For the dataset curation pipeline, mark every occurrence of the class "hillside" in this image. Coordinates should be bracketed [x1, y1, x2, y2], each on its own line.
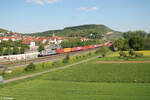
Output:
[29, 24, 122, 40]
[0, 28, 10, 33]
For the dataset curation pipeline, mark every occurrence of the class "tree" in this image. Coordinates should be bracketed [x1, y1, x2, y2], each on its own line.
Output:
[38, 45, 45, 52]
[123, 31, 147, 39]
[114, 38, 124, 51]
[123, 39, 130, 50]
[3, 47, 13, 55]
[129, 36, 144, 50]
[13, 46, 20, 55]
[20, 46, 25, 54]
[144, 38, 150, 50]
[24, 63, 36, 71]
[0, 47, 3, 56]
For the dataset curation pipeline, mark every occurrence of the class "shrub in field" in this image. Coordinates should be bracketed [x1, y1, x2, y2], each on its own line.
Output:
[52, 61, 60, 66]
[82, 55, 86, 58]
[119, 51, 127, 58]
[76, 56, 79, 59]
[24, 63, 36, 72]
[40, 63, 46, 68]
[63, 53, 70, 63]
[129, 49, 135, 56]
[95, 46, 110, 57]
[102, 54, 106, 57]
[135, 53, 144, 57]
[88, 52, 92, 56]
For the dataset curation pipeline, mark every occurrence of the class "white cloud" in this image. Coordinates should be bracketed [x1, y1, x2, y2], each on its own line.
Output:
[26, 0, 60, 5]
[76, 7, 99, 12]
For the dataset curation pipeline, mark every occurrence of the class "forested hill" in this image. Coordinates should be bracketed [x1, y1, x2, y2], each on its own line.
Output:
[29, 24, 121, 38]
[0, 28, 10, 33]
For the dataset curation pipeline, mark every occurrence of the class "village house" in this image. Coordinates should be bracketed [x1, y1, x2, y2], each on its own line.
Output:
[49, 33, 62, 44]
[0, 36, 21, 42]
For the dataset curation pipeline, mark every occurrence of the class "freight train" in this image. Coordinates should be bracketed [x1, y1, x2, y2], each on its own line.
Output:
[39, 42, 113, 56]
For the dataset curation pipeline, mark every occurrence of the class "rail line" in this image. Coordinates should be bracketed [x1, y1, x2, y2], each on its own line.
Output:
[0, 48, 99, 70]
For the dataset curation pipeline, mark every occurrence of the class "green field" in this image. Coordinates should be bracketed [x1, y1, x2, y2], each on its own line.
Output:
[39, 59, 150, 83]
[0, 80, 150, 100]
[0, 58, 150, 100]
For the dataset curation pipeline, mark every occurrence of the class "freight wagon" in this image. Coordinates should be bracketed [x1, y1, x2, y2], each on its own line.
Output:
[64, 48, 71, 53]
[0, 52, 39, 62]
[39, 42, 113, 56]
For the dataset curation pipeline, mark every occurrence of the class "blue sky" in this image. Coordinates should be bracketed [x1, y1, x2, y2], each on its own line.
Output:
[0, 0, 150, 33]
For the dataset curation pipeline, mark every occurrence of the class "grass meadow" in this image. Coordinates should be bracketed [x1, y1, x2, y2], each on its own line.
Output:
[0, 57, 150, 100]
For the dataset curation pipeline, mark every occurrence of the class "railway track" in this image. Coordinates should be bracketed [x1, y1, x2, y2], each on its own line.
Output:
[0, 48, 99, 70]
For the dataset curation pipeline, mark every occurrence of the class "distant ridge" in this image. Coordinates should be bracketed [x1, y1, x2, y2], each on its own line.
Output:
[31, 24, 121, 37]
[0, 28, 10, 33]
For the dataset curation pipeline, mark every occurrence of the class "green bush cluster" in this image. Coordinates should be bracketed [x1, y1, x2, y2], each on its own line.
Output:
[119, 49, 144, 59]
[62, 53, 70, 63]
[135, 53, 144, 57]
[24, 63, 36, 72]
[52, 61, 61, 67]
[119, 51, 126, 58]
[95, 46, 110, 57]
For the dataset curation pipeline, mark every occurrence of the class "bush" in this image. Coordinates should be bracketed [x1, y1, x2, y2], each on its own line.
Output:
[135, 53, 144, 57]
[82, 55, 86, 58]
[129, 49, 135, 56]
[52, 61, 60, 66]
[88, 52, 92, 56]
[40, 63, 46, 68]
[119, 51, 127, 57]
[95, 46, 110, 54]
[76, 56, 79, 59]
[24, 63, 36, 72]
[63, 53, 70, 63]
[102, 54, 106, 57]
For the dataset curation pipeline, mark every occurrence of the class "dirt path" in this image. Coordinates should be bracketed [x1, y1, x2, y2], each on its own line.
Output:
[95, 61, 150, 64]
[3, 55, 100, 84]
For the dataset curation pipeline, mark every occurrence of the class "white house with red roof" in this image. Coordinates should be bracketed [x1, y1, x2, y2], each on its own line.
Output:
[49, 33, 62, 44]
[0, 36, 21, 42]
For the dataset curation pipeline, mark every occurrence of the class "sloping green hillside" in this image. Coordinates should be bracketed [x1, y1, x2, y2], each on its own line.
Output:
[0, 28, 9, 33]
[30, 24, 121, 38]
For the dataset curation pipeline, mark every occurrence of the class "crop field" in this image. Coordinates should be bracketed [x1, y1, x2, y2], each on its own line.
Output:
[0, 58, 150, 100]
[109, 50, 150, 57]
[97, 56, 150, 61]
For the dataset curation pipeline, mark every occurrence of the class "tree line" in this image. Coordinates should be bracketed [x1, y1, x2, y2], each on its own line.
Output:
[0, 40, 29, 56]
[61, 38, 100, 48]
[113, 31, 150, 51]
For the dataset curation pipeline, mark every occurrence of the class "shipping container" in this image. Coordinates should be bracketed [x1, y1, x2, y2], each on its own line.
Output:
[82, 46, 87, 50]
[94, 45, 98, 48]
[91, 45, 95, 48]
[76, 47, 82, 51]
[89, 45, 93, 49]
[99, 44, 103, 47]
[71, 47, 77, 52]
[85, 46, 89, 50]
[80, 47, 84, 50]
[56, 49, 64, 54]
[64, 48, 71, 53]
